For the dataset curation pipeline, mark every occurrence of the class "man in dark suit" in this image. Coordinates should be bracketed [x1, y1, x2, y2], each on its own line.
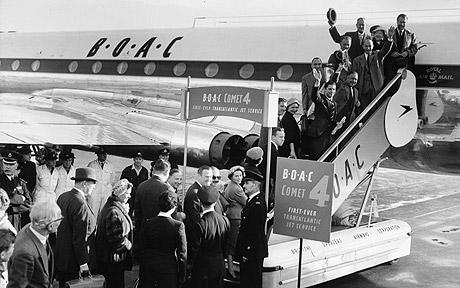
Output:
[352, 28, 394, 110]
[259, 127, 285, 207]
[120, 151, 149, 217]
[333, 71, 360, 135]
[0, 151, 32, 232]
[8, 201, 62, 288]
[389, 13, 418, 78]
[134, 159, 172, 238]
[183, 166, 212, 265]
[189, 186, 229, 288]
[55, 167, 97, 287]
[235, 170, 268, 288]
[139, 190, 186, 288]
[17, 145, 36, 193]
[329, 17, 368, 61]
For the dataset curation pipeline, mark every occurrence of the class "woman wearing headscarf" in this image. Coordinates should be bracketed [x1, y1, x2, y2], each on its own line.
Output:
[95, 179, 134, 288]
[223, 165, 246, 278]
[279, 98, 301, 158]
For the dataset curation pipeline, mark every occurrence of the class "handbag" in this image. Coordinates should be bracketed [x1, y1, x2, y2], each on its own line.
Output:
[64, 275, 105, 288]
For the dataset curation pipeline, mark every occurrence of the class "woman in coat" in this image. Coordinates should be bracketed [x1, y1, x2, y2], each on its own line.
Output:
[223, 165, 246, 278]
[95, 179, 134, 288]
[306, 69, 339, 160]
[279, 98, 301, 158]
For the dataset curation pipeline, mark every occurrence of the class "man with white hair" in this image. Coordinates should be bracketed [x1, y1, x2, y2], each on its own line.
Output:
[7, 201, 62, 288]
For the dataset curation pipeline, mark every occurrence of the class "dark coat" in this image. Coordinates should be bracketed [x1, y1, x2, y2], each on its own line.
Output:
[352, 40, 393, 103]
[55, 189, 96, 275]
[259, 142, 278, 181]
[235, 193, 268, 261]
[7, 224, 54, 288]
[120, 165, 149, 191]
[333, 84, 360, 127]
[279, 111, 301, 158]
[18, 160, 36, 193]
[140, 215, 187, 282]
[134, 174, 173, 232]
[183, 181, 204, 239]
[307, 86, 337, 138]
[329, 26, 368, 60]
[190, 211, 229, 279]
[95, 196, 133, 272]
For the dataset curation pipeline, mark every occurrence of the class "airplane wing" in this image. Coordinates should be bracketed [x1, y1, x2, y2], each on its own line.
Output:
[0, 92, 164, 145]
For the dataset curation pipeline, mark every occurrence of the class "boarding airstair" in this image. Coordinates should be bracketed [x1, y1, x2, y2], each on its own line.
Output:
[258, 69, 417, 287]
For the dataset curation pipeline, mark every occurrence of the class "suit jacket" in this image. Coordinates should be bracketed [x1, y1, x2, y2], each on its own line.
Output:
[190, 211, 229, 278]
[18, 161, 36, 193]
[333, 84, 360, 125]
[55, 189, 96, 274]
[140, 215, 186, 280]
[329, 26, 368, 60]
[307, 86, 337, 138]
[134, 174, 173, 232]
[391, 29, 417, 56]
[183, 181, 204, 240]
[7, 225, 54, 288]
[95, 196, 133, 271]
[352, 40, 393, 96]
[235, 193, 268, 261]
[223, 181, 247, 220]
[259, 142, 277, 182]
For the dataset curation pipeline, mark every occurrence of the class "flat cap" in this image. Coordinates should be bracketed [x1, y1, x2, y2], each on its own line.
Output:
[159, 147, 170, 156]
[243, 170, 264, 183]
[246, 147, 264, 161]
[1, 151, 19, 165]
[60, 152, 75, 160]
[197, 186, 219, 205]
[44, 150, 58, 161]
[133, 152, 143, 159]
[17, 145, 32, 155]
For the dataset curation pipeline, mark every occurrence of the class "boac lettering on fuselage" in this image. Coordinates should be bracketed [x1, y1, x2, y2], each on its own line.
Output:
[86, 36, 184, 58]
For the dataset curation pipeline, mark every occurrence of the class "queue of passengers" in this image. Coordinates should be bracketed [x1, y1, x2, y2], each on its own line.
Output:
[0, 146, 268, 288]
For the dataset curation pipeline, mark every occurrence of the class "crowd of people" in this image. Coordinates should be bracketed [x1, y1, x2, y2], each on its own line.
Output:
[0, 12, 418, 288]
[0, 145, 269, 288]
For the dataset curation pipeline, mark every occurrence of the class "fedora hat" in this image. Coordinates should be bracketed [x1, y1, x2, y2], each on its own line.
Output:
[71, 167, 97, 182]
[327, 8, 337, 25]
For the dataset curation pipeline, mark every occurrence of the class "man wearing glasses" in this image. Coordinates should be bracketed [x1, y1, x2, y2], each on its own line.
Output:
[55, 168, 97, 287]
[7, 201, 62, 288]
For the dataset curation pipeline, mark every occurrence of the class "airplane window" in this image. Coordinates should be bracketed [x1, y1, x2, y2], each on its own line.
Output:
[277, 64, 293, 80]
[31, 60, 40, 72]
[205, 63, 219, 78]
[173, 62, 186, 76]
[11, 60, 20, 71]
[92, 61, 102, 74]
[144, 62, 156, 75]
[68, 61, 78, 73]
[239, 64, 255, 79]
[117, 62, 128, 74]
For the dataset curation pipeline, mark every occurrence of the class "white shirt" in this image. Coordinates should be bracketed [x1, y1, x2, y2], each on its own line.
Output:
[248, 191, 261, 203]
[29, 226, 48, 247]
[55, 165, 76, 199]
[33, 165, 59, 202]
[131, 164, 142, 176]
[158, 211, 173, 218]
[87, 159, 115, 198]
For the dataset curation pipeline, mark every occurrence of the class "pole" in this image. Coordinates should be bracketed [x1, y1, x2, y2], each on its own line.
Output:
[297, 238, 303, 288]
[182, 76, 191, 209]
[265, 77, 275, 232]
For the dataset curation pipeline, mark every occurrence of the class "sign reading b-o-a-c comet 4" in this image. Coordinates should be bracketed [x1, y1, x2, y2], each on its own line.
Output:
[184, 86, 278, 126]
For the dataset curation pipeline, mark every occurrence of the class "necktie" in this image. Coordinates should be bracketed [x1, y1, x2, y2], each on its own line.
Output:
[100, 162, 104, 169]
